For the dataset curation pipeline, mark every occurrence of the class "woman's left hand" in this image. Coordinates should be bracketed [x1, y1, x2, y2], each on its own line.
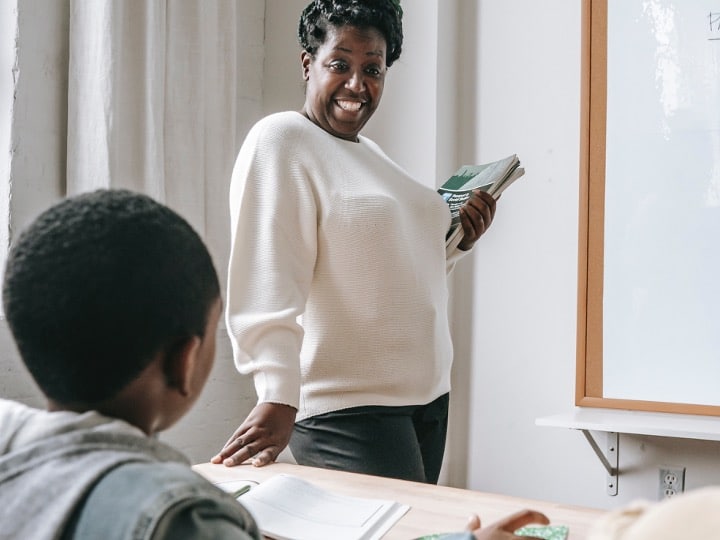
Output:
[457, 190, 496, 251]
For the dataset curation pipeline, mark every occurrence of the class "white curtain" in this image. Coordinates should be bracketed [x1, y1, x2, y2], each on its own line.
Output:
[1, 0, 265, 462]
[66, 0, 263, 259]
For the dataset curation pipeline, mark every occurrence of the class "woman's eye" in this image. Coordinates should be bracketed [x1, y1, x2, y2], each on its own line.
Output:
[365, 67, 381, 77]
[329, 61, 348, 72]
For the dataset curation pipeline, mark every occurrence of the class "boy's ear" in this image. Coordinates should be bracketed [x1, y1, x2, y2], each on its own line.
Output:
[163, 336, 202, 396]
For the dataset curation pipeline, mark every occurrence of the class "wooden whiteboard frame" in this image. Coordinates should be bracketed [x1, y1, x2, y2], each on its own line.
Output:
[575, 0, 720, 416]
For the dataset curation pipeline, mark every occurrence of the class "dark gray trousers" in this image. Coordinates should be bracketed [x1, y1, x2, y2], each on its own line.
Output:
[289, 393, 449, 484]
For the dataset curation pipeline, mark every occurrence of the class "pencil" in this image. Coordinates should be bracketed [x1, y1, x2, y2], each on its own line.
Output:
[232, 484, 252, 498]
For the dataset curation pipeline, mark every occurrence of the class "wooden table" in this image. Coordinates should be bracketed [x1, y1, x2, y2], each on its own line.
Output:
[194, 462, 605, 539]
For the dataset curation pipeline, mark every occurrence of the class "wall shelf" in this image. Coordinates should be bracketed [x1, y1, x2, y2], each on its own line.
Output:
[536, 408, 720, 495]
[536, 408, 720, 441]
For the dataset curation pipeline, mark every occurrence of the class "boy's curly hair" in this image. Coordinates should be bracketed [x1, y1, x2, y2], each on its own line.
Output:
[2, 189, 220, 405]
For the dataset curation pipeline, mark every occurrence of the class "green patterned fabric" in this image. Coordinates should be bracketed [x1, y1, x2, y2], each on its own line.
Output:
[515, 524, 569, 540]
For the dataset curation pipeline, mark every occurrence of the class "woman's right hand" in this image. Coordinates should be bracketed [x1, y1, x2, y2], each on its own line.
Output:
[211, 402, 297, 467]
[467, 510, 550, 540]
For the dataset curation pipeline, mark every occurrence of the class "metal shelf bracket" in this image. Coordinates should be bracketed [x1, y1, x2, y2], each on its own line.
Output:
[581, 430, 619, 496]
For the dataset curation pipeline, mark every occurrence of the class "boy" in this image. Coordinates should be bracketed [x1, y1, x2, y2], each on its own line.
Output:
[0, 190, 260, 539]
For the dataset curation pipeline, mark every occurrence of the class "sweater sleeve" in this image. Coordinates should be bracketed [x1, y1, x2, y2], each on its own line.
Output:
[225, 117, 318, 409]
[446, 244, 469, 274]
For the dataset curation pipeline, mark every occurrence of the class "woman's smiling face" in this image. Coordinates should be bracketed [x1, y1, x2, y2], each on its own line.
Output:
[301, 25, 387, 142]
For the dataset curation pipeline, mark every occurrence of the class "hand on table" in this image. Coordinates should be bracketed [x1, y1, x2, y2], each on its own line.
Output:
[211, 402, 297, 467]
[457, 190, 497, 251]
[467, 509, 550, 540]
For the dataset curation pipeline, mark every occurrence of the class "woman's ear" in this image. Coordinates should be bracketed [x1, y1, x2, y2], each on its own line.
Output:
[163, 336, 202, 397]
[301, 51, 312, 81]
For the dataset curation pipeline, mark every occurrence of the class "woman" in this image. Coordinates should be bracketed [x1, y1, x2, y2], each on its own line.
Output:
[212, 0, 496, 484]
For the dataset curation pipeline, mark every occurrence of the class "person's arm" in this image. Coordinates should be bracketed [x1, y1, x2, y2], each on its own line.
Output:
[466, 510, 550, 539]
[217, 117, 317, 467]
[212, 402, 297, 466]
[457, 190, 497, 251]
[427, 510, 551, 540]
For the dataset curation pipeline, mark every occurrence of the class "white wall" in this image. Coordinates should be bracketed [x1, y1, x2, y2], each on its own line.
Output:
[0, 0, 69, 410]
[465, 0, 720, 511]
[8, 0, 68, 233]
[0, 0, 14, 255]
[466, 0, 595, 503]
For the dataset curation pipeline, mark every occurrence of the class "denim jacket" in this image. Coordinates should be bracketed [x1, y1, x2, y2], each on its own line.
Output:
[0, 399, 259, 540]
[66, 461, 260, 540]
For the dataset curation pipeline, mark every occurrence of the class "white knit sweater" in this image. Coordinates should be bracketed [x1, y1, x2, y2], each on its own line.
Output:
[226, 111, 463, 421]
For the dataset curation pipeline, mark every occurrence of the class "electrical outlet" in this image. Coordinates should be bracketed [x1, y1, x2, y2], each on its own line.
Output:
[659, 466, 685, 499]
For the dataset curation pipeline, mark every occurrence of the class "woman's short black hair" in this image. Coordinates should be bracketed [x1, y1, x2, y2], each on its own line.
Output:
[2, 189, 221, 405]
[298, 0, 403, 67]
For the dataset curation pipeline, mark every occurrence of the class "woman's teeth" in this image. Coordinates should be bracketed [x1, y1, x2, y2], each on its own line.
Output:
[337, 100, 362, 112]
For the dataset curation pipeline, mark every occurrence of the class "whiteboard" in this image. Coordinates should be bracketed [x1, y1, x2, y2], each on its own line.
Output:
[602, 1, 720, 404]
